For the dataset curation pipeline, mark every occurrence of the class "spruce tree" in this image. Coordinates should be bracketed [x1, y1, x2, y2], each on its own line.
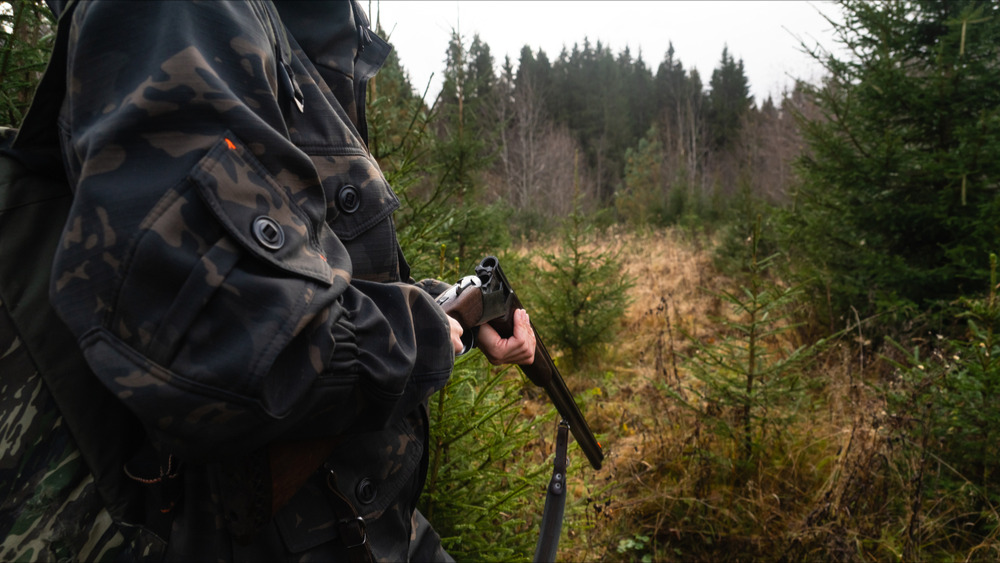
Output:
[616, 125, 666, 227]
[706, 46, 753, 154]
[677, 219, 813, 470]
[434, 30, 508, 272]
[420, 354, 550, 563]
[527, 172, 634, 367]
[787, 0, 1000, 331]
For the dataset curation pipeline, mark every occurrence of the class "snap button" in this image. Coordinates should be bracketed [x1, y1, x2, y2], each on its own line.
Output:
[355, 478, 377, 505]
[252, 216, 284, 250]
[337, 184, 361, 214]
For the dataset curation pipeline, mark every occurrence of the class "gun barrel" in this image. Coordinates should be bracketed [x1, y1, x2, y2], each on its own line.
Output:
[523, 330, 605, 470]
[447, 256, 604, 470]
[439, 257, 605, 469]
[492, 294, 603, 470]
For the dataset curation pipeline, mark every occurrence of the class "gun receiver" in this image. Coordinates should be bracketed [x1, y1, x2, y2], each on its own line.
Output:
[436, 256, 604, 470]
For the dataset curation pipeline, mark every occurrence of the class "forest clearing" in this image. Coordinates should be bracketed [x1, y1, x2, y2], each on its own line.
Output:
[425, 226, 997, 562]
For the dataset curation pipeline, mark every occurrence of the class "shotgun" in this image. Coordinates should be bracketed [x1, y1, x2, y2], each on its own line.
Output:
[436, 256, 604, 470]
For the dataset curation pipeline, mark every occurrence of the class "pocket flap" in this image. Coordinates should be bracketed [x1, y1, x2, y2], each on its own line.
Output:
[275, 421, 423, 554]
[314, 153, 399, 242]
[191, 134, 334, 285]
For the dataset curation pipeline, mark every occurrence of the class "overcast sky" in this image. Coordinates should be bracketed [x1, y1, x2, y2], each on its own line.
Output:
[371, 1, 842, 105]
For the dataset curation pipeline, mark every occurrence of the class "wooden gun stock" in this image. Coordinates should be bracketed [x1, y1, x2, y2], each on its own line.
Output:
[437, 257, 604, 470]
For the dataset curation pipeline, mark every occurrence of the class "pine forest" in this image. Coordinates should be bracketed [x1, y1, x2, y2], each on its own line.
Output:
[3, 0, 1000, 560]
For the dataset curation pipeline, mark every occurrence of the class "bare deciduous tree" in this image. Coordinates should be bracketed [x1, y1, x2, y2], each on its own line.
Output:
[489, 72, 592, 217]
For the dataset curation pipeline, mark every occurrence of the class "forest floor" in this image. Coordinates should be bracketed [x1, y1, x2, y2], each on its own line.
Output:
[488, 226, 1000, 562]
[535, 227, 751, 561]
[533, 228, 870, 562]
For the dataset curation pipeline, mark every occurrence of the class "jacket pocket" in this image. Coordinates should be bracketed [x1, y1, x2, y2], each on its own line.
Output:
[313, 153, 399, 242]
[194, 134, 335, 284]
[104, 133, 348, 457]
[313, 153, 401, 282]
[274, 417, 423, 555]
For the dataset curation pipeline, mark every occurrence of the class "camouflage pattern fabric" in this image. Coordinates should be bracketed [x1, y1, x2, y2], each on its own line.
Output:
[2, 117, 166, 560]
[0, 299, 164, 561]
[0, 300, 115, 561]
[46, 0, 455, 559]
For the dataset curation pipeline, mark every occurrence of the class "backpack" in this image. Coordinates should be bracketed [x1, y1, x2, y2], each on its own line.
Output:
[0, 2, 165, 558]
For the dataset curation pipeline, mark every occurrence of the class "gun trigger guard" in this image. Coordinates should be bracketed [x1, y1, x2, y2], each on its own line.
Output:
[457, 326, 479, 356]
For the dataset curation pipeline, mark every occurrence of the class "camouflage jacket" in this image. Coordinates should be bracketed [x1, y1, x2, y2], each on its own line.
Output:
[49, 1, 454, 560]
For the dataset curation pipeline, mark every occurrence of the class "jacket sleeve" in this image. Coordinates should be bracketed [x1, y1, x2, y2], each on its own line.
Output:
[50, 0, 453, 462]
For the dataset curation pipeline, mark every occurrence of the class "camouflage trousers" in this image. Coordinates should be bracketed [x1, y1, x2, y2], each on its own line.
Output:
[0, 299, 164, 561]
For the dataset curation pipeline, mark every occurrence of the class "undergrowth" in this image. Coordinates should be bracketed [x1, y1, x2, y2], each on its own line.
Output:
[421, 227, 1000, 562]
[549, 231, 1000, 562]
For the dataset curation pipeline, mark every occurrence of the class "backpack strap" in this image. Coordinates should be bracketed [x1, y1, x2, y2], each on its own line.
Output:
[0, 0, 158, 539]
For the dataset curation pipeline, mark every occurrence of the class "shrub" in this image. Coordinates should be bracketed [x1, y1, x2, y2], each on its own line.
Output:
[881, 253, 1000, 559]
[525, 204, 634, 368]
[419, 353, 553, 562]
[676, 219, 815, 470]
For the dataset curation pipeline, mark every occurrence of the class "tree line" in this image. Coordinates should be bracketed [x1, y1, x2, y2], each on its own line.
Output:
[368, 21, 815, 284]
[370, 0, 998, 337]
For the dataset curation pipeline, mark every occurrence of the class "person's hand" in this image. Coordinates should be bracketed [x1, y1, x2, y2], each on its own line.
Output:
[448, 316, 464, 355]
[477, 309, 536, 365]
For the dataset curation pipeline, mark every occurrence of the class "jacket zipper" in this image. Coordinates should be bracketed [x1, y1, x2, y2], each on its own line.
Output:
[251, 0, 304, 114]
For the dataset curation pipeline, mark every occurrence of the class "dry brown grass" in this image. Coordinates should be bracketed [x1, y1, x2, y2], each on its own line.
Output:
[590, 229, 730, 470]
[528, 227, 892, 562]
[499, 227, 1000, 562]
[530, 227, 747, 560]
